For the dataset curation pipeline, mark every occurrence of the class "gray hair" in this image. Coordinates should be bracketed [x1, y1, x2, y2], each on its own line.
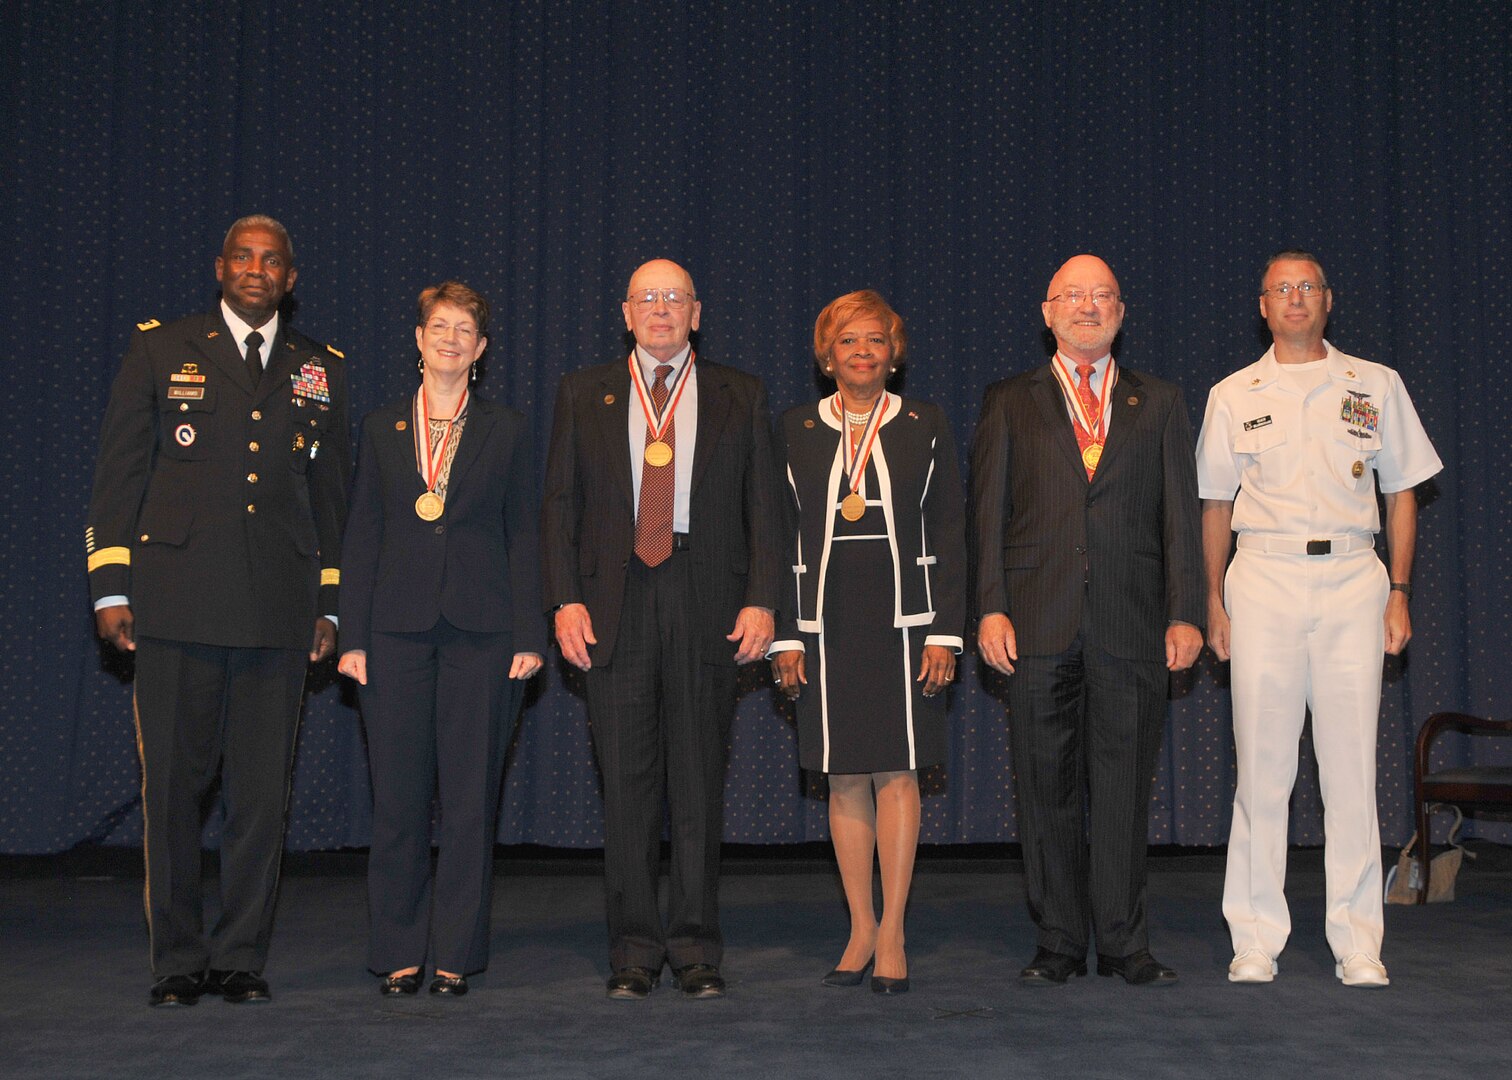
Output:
[223, 215, 295, 263]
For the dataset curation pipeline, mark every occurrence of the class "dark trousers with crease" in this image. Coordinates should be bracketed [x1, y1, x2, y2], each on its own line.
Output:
[585, 551, 736, 972]
[133, 636, 307, 977]
[361, 617, 521, 976]
[1006, 615, 1167, 960]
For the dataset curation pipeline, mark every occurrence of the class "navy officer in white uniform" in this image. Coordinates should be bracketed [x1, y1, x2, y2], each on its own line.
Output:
[1197, 249, 1441, 988]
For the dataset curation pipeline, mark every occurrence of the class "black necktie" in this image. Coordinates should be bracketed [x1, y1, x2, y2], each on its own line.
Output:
[245, 330, 264, 387]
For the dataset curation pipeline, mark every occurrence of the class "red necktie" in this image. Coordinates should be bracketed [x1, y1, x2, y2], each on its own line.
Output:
[1074, 363, 1101, 479]
[634, 364, 675, 566]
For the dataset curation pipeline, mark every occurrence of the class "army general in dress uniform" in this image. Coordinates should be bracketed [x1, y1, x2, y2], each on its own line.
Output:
[86, 215, 351, 1007]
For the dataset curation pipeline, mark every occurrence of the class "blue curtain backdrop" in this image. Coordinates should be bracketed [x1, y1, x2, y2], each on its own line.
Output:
[2, 1, 1507, 854]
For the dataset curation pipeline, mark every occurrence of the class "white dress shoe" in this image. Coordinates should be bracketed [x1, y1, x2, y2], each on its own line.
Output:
[1335, 953, 1390, 987]
[1227, 949, 1278, 983]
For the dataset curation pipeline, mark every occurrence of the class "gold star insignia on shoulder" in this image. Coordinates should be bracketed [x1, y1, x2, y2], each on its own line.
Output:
[326, 344, 345, 358]
[136, 318, 161, 332]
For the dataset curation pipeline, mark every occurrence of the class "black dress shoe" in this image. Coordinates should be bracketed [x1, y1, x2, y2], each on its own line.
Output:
[870, 974, 910, 994]
[1019, 948, 1088, 985]
[380, 969, 422, 996]
[148, 973, 204, 1008]
[429, 974, 468, 996]
[606, 966, 659, 1000]
[1096, 949, 1178, 986]
[208, 969, 271, 1003]
[672, 963, 726, 999]
[821, 959, 873, 987]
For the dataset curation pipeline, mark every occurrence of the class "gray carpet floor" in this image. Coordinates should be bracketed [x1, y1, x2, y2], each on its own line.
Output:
[5, 846, 1510, 1079]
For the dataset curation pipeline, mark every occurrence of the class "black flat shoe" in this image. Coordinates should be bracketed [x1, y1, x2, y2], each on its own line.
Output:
[148, 973, 205, 1008]
[606, 966, 659, 1000]
[429, 974, 469, 996]
[208, 969, 271, 1004]
[672, 963, 726, 999]
[821, 958, 873, 987]
[380, 969, 422, 996]
[1019, 948, 1087, 986]
[1096, 949, 1178, 986]
[870, 974, 910, 994]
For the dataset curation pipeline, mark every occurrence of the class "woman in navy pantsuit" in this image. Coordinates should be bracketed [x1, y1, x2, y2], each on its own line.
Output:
[338, 282, 544, 996]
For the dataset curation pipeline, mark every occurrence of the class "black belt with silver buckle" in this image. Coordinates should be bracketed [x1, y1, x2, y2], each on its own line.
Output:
[1306, 540, 1332, 555]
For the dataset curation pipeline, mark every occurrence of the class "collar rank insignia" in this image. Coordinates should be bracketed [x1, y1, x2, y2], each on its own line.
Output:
[1340, 390, 1379, 433]
[291, 360, 331, 403]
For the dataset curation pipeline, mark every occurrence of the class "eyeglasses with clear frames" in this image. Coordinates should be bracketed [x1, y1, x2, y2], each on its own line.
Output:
[627, 288, 696, 309]
[1048, 290, 1120, 307]
[1262, 281, 1327, 300]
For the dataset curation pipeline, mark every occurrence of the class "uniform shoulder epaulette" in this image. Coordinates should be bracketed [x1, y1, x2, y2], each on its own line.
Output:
[326, 343, 345, 359]
[137, 318, 161, 332]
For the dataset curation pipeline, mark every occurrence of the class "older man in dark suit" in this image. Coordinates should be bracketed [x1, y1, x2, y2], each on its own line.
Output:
[541, 259, 781, 999]
[970, 254, 1203, 987]
[86, 215, 350, 1007]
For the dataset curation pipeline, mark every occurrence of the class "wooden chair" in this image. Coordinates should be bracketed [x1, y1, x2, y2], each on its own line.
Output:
[1412, 711, 1512, 904]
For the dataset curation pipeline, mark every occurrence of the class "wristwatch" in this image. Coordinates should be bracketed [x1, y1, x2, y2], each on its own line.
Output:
[1390, 582, 1412, 600]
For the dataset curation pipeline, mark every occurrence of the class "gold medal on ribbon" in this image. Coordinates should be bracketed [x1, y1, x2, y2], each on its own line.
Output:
[415, 491, 445, 521]
[840, 493, 866, 521]
[644, 440, 674, 468]
[1082, 443, 1103, 470]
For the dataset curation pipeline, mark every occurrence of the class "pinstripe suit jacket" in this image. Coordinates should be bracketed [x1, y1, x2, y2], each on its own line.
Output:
[969, 362, 1203, 662]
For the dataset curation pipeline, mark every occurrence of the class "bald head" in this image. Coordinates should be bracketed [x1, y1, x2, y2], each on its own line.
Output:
[1042, 254, 1124, 362]
[623, 259, 701, 362]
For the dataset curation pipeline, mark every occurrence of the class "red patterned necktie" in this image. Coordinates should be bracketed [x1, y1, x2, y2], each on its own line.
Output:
[634, 364, 675, 566]
[1074, 363, 1101, 479]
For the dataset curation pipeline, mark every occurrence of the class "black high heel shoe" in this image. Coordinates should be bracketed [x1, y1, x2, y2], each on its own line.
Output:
[821, 958, 874, 987]
[870, 973, 910, 994]
[379, 968, 422, 996]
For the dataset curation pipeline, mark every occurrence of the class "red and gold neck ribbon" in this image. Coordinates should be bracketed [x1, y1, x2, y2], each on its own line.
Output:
[1050, 354, 1117, 444]
[627, 350, 695, 442]
[830, 393, 889, 497]
[413, 383, 469, 493]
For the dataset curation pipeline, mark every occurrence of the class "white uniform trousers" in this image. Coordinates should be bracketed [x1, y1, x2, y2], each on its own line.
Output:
[1222, 545, 1389, 962]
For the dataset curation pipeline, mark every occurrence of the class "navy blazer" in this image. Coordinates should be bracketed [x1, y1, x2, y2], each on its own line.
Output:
[772, 393, 966, 651]
[540, 356, 782, 666]
[969, 363, 1204, 662]
[339, 394, 545, 656]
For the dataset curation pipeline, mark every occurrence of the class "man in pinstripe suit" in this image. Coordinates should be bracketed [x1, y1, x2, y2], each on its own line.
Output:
[970, 254, 1204, 987]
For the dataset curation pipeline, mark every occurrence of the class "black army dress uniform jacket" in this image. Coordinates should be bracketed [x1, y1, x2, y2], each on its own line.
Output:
[86, 310, 350, 645]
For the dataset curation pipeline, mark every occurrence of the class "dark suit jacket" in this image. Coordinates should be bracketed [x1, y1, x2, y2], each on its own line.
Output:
[773, 394, 966, 648]
[339, 395, 545, 657]
[540, 356, 782, 666]
[86, 310, 350, 649]
[969, 363, 1203, 662]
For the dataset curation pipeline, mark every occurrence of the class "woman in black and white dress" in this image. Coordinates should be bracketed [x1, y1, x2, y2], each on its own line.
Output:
[770, 290, 966, 994]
